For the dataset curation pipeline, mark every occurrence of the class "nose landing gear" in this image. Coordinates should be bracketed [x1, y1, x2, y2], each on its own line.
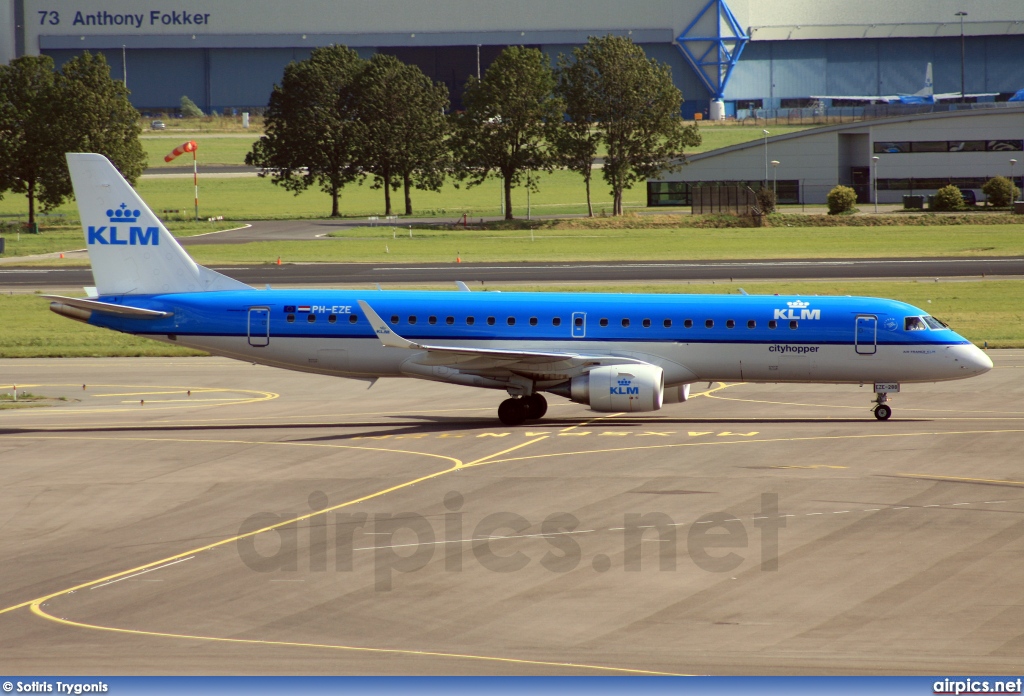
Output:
[872, 391, 892, 420]
[498, 394, 548, 425]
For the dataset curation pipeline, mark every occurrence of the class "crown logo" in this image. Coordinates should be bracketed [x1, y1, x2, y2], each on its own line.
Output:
[787, 300, 810, 309]
[618, 378, 632, 386]
[106, 203, 141, 223]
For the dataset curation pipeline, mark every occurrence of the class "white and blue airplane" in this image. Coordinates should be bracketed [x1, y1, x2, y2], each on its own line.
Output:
[47, 153, 993, 424]
[811, 63, 998, 105]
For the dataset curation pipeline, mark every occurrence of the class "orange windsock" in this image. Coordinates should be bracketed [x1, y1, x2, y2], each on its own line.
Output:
[164, 141, 198, 163]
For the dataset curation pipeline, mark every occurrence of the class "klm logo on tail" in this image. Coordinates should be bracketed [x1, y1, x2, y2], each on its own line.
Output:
[87, 203, 159, 246]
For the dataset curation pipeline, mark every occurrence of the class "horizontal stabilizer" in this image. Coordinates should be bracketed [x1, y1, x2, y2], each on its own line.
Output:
[43, 295, 172, 319]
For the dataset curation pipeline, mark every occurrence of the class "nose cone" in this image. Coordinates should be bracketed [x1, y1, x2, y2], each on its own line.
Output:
[951, 343, 994, 377]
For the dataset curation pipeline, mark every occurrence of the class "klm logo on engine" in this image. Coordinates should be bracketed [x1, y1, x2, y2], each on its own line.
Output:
[610, 378, 639, 396]
[774, 300, 820, 321]
[87, 203, 159, 246]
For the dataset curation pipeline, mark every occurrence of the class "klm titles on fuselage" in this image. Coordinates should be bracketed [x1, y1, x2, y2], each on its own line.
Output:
[774, 300, 821, 321]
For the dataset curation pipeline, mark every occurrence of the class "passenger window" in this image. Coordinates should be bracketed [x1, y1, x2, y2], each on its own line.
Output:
[705, 319, 714, 328]
[446, 316, 454, 325]
[789, 320, 798, 329]
[600, 318, 609, 327]
[621, 318, 630, 328]
[408, 316, 417, 325]
[349, 314, 358, 324]
[390, 315, 399, 324]
[328, 314, 337, 324]
[904, 316, 928, 331]
[466, 316, 475, 325]
[663, 319, 672, 328]
[553, 317, 562, 327]
[286, 314, 295, 323]
[642, 318, 651, 328]
[487, 317, 496, 325]
[307, 314, 316, 323]
[768, 320, 777, 329]
[726, 319, 735, 329]
[507, 317, 516, 326]
[428, 316, 437, 325]
[747, 320, 756, 328]
[529, 317, 538, 326]
[684, 319, 693, 328]
[574, 317, 583, 327]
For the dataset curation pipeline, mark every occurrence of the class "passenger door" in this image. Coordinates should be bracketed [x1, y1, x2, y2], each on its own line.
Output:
[855, 315, 877, 355]
[248, 307, 270, 347]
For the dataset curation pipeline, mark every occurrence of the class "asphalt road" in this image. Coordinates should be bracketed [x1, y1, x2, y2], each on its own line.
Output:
[4, 256, 1023, 289]
[1, 354, 1022, 674]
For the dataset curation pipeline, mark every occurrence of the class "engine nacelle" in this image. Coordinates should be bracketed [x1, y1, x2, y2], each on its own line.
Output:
[554, 364, 664, 412]
[663, 382, 692, 404]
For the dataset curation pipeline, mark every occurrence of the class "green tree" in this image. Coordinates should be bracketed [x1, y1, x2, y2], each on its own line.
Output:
[246, 45, 366, 217]
[982, 176, 1019, 207]
[0, 52, 145, 225]
[560, 35, 700, 216]
[452, 46, 562, 220]
[827, 185, 857, 215]
[357, 53, 450, 216]
[180, 95, 204, 118]
[552, 54, 602, 217]
[932, 185, 963, 211]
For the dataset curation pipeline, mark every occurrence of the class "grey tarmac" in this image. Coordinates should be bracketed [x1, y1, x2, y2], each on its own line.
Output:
[1, 354, 1023, 674]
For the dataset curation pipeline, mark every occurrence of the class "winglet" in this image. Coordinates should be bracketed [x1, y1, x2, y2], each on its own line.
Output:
[357, 300, 417, 349]
[455, 281, 471, 292]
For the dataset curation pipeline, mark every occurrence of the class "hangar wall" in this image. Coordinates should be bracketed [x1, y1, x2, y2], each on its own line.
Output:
[5, 1, 1024, 115]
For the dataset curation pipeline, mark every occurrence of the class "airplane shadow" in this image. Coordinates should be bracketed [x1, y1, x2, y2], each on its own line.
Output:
[0, 415, 927, 441]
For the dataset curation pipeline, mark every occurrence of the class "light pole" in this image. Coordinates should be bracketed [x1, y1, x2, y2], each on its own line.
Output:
[762, 129, 770, 185]
[771, 160, 780, 200]
[1012, 159, 1018, 199]
[956, 11, 968, 103]
[872, 156, 880, 213]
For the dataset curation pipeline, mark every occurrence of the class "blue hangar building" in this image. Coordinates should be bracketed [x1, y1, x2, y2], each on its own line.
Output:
[3, 0, 1023, 116]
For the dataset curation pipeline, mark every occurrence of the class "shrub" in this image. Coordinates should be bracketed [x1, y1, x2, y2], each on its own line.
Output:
[931, 185, 964, 211]
[755, 187, 776, 214]
[827, 185, 857, 215]
[180, 95, 204, 118]
[982, 176, 1019, 207]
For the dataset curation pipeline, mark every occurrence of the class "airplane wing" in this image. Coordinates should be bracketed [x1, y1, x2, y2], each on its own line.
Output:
[810, 94, 898, 102]
[933, 92, 1000, 100]
[357, 299, 647, 377]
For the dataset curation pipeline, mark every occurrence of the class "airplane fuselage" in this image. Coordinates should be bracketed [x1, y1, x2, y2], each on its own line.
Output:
[79, 289, 992, 387]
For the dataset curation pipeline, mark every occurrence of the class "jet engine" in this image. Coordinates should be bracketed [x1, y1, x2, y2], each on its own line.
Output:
[550, 364, 664, 412]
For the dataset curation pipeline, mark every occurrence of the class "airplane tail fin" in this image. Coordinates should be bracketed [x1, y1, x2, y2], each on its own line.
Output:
[66, 153, 250, 296]
[914, 62, 935, 98]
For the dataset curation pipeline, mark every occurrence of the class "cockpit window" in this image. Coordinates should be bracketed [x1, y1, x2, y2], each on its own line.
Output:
[904, 316, 928, 331]
[923, 315, 948, 330]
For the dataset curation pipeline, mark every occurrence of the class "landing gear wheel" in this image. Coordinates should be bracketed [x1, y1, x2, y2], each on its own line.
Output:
[874, 404, 892, 421]
[498, 398, 528, 426]
[522, 394, 548, 420]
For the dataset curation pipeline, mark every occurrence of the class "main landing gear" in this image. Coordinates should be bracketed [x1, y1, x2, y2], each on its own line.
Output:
[872, 392, 892, 421]
[498, 394, 548, 426]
